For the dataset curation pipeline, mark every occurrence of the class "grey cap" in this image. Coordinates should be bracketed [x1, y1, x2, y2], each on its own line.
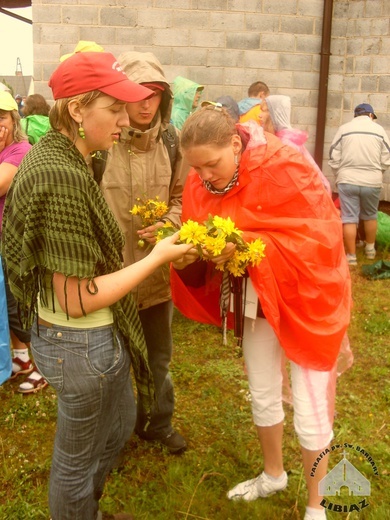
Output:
[215, 95, 240, 122]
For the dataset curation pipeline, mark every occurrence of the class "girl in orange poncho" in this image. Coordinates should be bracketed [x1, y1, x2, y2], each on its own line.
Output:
[171, 106, 351, 520]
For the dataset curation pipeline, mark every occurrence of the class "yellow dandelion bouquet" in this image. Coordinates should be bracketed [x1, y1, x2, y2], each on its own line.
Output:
[158, 214, 266, 276]
[130, 196, 169, 247]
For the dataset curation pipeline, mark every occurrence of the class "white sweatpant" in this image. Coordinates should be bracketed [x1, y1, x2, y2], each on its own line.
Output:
[242, 317, 334, 451]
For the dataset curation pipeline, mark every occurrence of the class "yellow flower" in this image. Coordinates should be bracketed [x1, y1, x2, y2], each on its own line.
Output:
[203, 234, 227, 256]
[156, 221, 175, 243]
[224, 260, 244, 277]
[149, 199, 169, 220]
[141, 212, 266, 276]
[245, 238, 266, 265]
[179, 220, 208, 245]
[129, 197, 169, 228]
[212, 215, 242, 238]
[223, 250, 247, 276]
[130, 205, 141, 216]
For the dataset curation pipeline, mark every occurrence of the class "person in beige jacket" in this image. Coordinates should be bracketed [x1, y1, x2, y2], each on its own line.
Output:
[100, 51, 190, 454]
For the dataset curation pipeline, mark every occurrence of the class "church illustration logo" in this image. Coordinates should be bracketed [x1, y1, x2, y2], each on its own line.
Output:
[311, 443, 378, 514]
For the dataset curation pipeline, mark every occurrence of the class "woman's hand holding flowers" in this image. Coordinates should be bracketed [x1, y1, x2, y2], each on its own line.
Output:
[130, 196, 169, 248]
[137, 221, 165, 246]
[203, 242, 236, 266]
[151, 232, 194, 264]
[158, 215, 266, 276]
[171, 246, 200, 270]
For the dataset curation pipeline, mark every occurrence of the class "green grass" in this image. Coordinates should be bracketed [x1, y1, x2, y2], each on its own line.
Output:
[1, 247, 389, 520]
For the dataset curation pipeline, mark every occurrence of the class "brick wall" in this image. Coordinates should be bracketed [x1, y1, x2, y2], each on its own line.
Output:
[31, 0, 390, 199]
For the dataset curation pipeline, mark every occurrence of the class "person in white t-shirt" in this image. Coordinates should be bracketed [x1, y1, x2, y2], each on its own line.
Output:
[329, 103, 390, 265]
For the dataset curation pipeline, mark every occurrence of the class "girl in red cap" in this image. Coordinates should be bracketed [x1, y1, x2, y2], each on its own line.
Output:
[1, 52, 193, 520]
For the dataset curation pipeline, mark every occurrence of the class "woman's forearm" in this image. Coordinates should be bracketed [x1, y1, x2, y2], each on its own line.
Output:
[54, 255, 162, 318]
[53, 235, 192, 318]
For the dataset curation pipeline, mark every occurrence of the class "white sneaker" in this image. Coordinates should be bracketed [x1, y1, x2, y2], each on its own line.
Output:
[227, 471, 288, 501]
[303, 511, 327, 520]
[365, 247, 376, 260]
[346, 254, 357, 266]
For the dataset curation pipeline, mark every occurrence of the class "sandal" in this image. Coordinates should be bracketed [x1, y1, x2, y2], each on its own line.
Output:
[18, 371, 48, 394]
[10, 357, 34, 380]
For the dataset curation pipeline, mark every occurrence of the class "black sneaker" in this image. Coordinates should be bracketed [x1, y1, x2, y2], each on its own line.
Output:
[160, 431, 187, 454]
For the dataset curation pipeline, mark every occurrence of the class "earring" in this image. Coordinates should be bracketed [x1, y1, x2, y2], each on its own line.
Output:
[234, 154, 239, 165]
[78, 123, 85, 139]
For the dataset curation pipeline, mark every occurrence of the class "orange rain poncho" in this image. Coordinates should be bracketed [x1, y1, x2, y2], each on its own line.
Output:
[171, 124, 351, 371]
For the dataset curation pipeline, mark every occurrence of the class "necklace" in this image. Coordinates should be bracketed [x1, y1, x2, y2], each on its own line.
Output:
[203, 166, 239, 195]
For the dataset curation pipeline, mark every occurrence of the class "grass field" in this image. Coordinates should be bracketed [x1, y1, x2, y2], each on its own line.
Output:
[1, 247, 389, 520]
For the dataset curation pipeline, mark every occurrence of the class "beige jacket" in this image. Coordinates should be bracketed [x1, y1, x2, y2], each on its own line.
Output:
[100, 51, 189, 310]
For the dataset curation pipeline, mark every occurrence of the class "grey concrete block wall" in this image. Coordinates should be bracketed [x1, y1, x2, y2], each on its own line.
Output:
[31, 0, 390, 199]
[326, 0, 390, 199]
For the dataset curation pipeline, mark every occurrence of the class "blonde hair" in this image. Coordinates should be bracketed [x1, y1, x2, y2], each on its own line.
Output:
[180, 106, 238, 150]
[0, 108, 27, 143]
[49, 91, 102, 143]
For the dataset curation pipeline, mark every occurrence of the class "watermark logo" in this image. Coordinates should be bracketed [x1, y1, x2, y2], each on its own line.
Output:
[311, 442, 378, 514]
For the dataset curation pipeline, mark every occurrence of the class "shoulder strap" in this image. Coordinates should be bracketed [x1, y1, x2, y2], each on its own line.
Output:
[24, 119, 32, 144]
[91, 150, 108, 185]
[162, 123, 179, 173]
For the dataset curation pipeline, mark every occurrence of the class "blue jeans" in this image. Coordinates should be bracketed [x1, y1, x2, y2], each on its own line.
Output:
[31, 321, 135, 520]
[136, 300, 174, 439]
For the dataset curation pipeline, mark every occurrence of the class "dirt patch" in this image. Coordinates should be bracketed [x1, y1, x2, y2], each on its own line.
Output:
[379, 201, 390, 215]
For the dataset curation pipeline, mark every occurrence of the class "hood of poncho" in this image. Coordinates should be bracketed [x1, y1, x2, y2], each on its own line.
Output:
[172, 76, 203, 112]
[118, 51, 173, 131]
[171, 76, 204, 130]
[265, 95, 292, 133]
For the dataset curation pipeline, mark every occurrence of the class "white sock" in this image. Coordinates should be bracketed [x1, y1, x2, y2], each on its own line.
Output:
[306, 505, 326, 519]
[12, 349, 31, 372]
[13, 348, 30, 362]
[365, 242, 375, 250]
[28, 370, 42, 381]
[263, 471, 285, 482]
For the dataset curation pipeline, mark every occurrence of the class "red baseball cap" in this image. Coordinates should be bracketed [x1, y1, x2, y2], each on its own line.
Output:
[49, 52, 154, 103]
[141, 82, 165, 92]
